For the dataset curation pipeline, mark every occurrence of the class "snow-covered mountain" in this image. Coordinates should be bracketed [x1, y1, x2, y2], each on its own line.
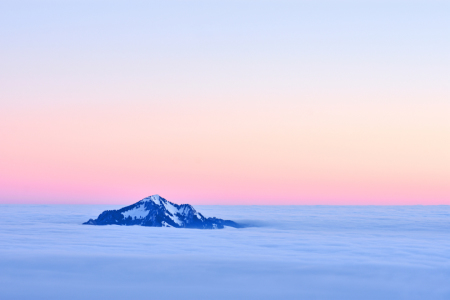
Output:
[83, 195, 240, 229]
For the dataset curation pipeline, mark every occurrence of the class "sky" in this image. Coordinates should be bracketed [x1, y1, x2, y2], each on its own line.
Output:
[0, 0, 449, 205]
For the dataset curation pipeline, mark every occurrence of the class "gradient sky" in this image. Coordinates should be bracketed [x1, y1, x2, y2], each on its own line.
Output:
[1, 0, 449, 204]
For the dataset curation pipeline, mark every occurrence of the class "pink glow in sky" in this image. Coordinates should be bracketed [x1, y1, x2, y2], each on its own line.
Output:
[1, 1, 449, 204]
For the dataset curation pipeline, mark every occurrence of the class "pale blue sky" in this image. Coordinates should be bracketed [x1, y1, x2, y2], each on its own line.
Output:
[1, 0, 449, 109]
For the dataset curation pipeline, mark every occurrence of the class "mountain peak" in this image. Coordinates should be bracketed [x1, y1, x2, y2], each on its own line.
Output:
[141, 194, 162, 205]
[83, 195, 240, 229]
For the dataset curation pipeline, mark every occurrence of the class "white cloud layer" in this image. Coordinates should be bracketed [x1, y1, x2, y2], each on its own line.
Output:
[0, 205, 449, 299]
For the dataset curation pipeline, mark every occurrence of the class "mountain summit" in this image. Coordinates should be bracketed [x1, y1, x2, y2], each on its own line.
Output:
[83, 195, 240, 229]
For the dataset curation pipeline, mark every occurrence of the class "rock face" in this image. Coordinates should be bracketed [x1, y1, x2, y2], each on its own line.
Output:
[83, 195, 240, 229]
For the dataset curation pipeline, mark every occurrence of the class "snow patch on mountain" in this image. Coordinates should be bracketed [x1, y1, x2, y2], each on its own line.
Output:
[122, 204, 149, 220]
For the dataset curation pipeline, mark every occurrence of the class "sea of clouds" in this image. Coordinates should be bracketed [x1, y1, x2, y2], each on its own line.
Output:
[1, 204, 449, 299]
